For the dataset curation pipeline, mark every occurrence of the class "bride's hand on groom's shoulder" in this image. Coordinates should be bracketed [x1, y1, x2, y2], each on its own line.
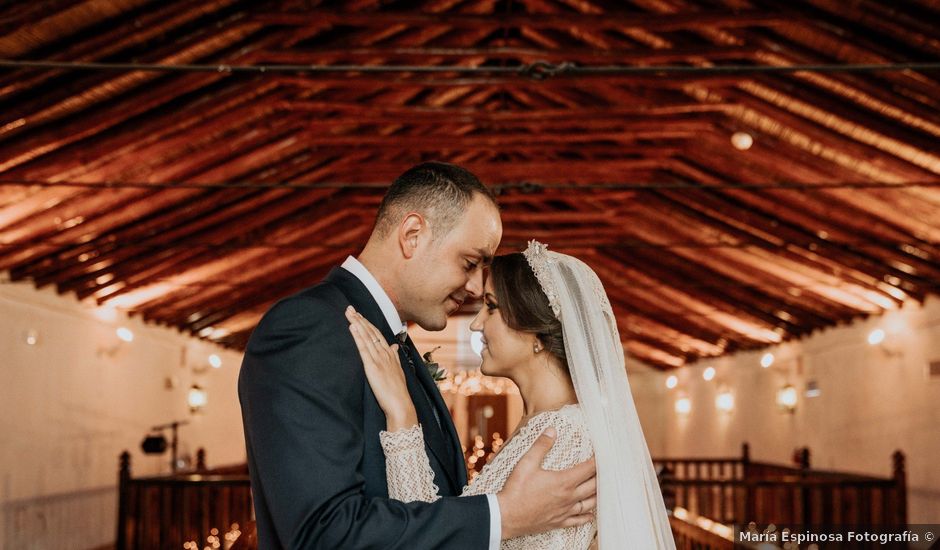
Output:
[497, 427, 597, 540]
[346, 307, 418, 431]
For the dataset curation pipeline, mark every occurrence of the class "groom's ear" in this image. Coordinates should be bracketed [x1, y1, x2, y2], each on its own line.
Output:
[398, 212, 427, 259]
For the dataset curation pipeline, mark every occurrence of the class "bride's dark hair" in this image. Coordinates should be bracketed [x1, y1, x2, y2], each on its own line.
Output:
[489, 253, 569, 373]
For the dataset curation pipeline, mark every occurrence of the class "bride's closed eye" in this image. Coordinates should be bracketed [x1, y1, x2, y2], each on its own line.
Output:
[484, 299, 499, 311]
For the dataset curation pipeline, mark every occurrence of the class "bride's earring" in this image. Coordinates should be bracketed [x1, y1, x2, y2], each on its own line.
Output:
[533, 341, 542, 354]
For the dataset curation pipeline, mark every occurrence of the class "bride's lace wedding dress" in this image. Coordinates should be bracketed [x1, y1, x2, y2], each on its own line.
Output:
[380, 403, 596, 549]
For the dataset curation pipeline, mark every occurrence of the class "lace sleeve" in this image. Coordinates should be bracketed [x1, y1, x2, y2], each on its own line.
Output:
[379, 425, 441, 503]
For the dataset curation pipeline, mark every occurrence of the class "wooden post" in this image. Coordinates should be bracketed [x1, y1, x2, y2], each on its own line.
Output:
[741, 442, 750, 479]
[116, 451, 131, 550]
[892, 450, 907, 525]
[196, 448, 207, 472]
[796, 447, 811, 470]
[797, 448, 811, 525]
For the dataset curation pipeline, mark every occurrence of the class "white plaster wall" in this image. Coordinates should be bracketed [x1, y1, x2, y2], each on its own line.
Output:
[637, 296, 940, 524]
[0, 281, 245, 549]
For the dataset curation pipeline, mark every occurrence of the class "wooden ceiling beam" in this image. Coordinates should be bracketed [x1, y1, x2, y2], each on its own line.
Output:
[283, 99, 729, 119]
[586, 244, 804, 337]
[260, 45, 756, 64]
[648, 189, 918, 304]
[85, 186, 369, 306]
[681, 133, 940, 280]
[0, 0, 242, 99]
[43, 152, 363, 295]
[181, 229, 369, 332]
[677, 131, 940, 242]
[579, 249, 769, 350]
[253, 9, 788, 32]
[158, 245, 359, 331]
[0, 110, 300, 259]
[598, 238, 839, 329]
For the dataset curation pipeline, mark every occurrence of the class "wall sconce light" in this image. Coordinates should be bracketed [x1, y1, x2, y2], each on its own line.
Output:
[24, 329, 40, 346]
[188, 384, 207, 414]
[675, 396, 692, 416]
[715, 388, 735, 413]
[776, 384, 798, 413]
[867, 328, 901, 357]
[98, 327, 134, 357]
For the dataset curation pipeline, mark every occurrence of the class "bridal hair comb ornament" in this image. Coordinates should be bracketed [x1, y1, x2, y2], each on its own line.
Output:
[523, 240, 561, 318]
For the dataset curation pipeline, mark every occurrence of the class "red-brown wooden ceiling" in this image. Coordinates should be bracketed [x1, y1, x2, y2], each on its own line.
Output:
[1, 0, 938, 369]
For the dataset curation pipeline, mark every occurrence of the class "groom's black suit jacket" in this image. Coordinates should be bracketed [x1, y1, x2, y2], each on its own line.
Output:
[239, 267, 490, 549]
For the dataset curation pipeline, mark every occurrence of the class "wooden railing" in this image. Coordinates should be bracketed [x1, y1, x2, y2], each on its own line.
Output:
[653, 443, 907, 526]
[117, 442, 907, 548]
[116, 450, 252, 550]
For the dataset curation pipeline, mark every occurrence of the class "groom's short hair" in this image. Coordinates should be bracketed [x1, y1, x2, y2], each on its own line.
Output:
[374, 161, 497, 241]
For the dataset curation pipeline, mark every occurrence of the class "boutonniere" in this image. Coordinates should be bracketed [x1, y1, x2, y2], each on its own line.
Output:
[422, 346, 448, 382]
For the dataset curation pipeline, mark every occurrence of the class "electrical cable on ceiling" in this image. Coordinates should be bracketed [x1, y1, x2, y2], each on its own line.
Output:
[0, 59, 938, 78]
[0, 178, 938, 190]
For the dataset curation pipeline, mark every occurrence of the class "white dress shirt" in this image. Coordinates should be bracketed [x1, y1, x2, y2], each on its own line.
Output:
[341, 256, 502, 549]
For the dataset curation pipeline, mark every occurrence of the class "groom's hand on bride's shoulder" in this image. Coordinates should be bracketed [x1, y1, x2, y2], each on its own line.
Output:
[496, 427, 597, 539]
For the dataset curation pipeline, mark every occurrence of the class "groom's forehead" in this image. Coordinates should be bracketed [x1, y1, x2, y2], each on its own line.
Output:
[470, 247, 494, 266]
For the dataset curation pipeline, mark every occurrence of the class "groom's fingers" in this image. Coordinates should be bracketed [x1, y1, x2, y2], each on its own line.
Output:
[518, 427, 557, 469]
[559, 513, 595, 528]
[565, 457, 596, 488]
[574, 495, 597, 515]
[570, 469, 597, 501]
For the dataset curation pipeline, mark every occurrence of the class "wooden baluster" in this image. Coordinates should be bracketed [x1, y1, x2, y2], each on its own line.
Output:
[175, 479, 185, 549]
[116, 451, 130, 550]
[159, 485, 168, 549]
[880, 485, 891, 525]
[745, 480, 756, 523]
[740, 442, 751, 490]
[892, 450, 907, 526]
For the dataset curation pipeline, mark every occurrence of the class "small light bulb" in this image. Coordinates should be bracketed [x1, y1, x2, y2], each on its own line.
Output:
[716, 390, 735, 412]
[116, 327, 134, 343]
[731, 131, 754, 151]
[777, 384, 798, 411]
[208, 354, 222, 369]
[703, 367, 716, 381]
[675, 397, 692, 415]
[867, 329, 885, 346]
[761, 352, 774, 368]
[666, 375, 678, 389]
[188, 385, 208, 412]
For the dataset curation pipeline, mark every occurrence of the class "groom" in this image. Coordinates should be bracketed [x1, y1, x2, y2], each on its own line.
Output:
[239, 162, 596, 549]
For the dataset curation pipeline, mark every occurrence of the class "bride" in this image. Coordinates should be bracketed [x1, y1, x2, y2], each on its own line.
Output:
[346, 241, 676, 549]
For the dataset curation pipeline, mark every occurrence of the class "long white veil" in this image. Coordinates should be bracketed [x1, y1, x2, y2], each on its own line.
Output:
[523, 241, 676, 549]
